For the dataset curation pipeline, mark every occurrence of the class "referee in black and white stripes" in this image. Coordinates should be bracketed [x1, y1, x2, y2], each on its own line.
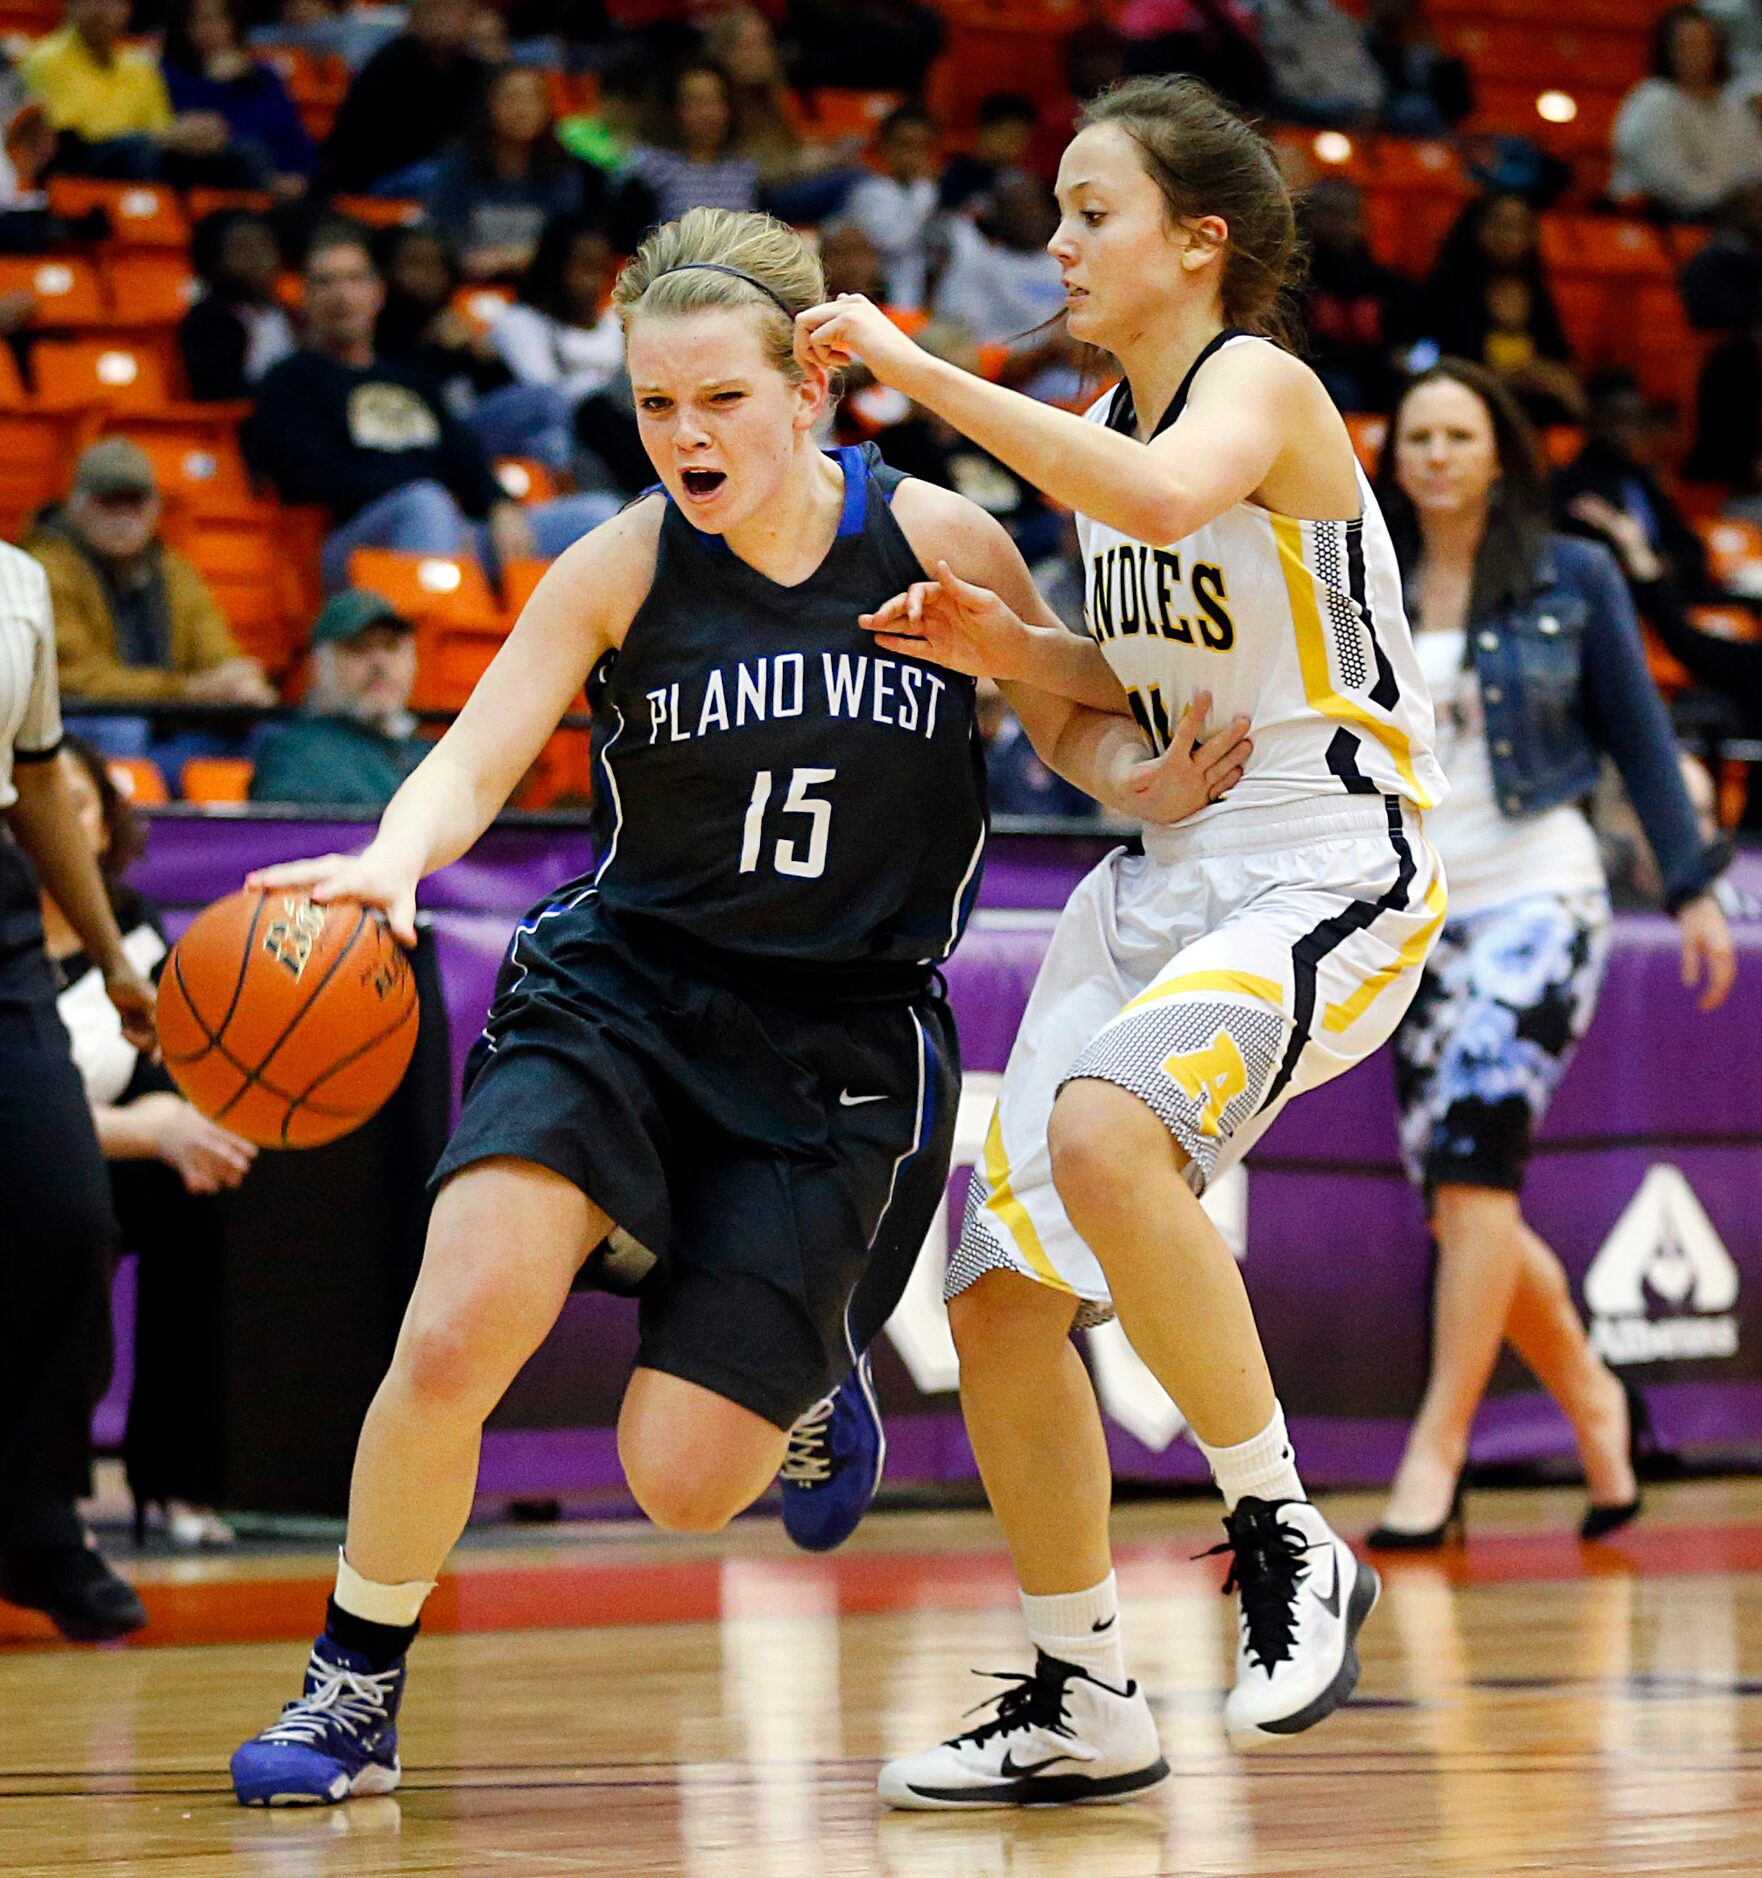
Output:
[0, 539, 158, 1639]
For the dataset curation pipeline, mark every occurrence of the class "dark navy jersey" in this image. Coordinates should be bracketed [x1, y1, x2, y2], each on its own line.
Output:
[583, 444, 987, 998]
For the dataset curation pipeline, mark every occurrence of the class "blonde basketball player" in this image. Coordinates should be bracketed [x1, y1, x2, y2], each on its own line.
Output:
[798, 75, 1449, 1805]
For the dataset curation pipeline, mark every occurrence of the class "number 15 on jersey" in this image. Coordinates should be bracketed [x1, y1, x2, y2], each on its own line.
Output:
[739, 767, 836, 880]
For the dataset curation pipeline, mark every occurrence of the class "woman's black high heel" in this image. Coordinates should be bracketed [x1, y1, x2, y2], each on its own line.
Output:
[1366, 1471, 1467, 1552]
[1580, 1379, 1652, 1542]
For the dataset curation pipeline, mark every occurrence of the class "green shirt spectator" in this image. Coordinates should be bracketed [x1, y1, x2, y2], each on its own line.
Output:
[249, 590, 428, 809]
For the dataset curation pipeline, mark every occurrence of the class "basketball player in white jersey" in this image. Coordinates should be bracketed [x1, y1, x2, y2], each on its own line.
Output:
[798, 75, 1449, 1805]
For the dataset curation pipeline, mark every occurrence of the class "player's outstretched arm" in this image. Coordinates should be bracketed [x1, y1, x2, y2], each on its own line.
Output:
[886, 481, 1249, 819]
[248, 501, 661, 941]
[798, 298, 1351, 541]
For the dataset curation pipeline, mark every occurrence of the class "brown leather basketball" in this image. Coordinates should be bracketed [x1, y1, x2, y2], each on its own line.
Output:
[156, 888, 419, 1149]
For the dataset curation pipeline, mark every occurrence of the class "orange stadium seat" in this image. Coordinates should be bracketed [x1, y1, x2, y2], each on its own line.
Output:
[0, 256, 107, 329]
[180, 756, 254, 804]
[48, 177, 190, 248]
[0, 341, 26, 407]
[160, 494, 311, 678]
[32, 338, 171, 412]
[1700, 519, 1762, 591]
[493, 458, 557, 504]
[1345, 414, 1387, 473]
[104, 755, 169, 805]
[185, 187, 276, 223]
[348, 548, 508, 711]
[500, 557, 551, 620]
[110, 408, 254, 505]
[0, 407, 97, 533]
[105, 251, 201, 328]
[330, 196, 424, 229]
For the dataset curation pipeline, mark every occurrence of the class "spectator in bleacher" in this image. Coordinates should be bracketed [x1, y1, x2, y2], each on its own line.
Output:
[0, 88, 109, 254]
[1297, 175, 1419, 414]
[1365, 0, 1474, 136]
[374, 222, 513, 415]
[1257, 0, 1388, 128]
[0, 536, 154, 1643]
[488, 214, 623, 474]
[178, 208, 295, 401]
[1705, 0, 1762, 79]
[844, 103, 944, 311]
[246, 228, 616, 589]
[40, 737, 244, 1550]
[249, 588, 428, 807]
[1116, 2, 1271, 114]
[1367, 359, 1734, 1549]
[23, 0, 241, 182]
[1680, 179, 1762, 497]
[938, 91, 1038, 215]
[422, 63, 588, 282]
[1554, 369, 1711, 599]
[30, 438, 275, 715]
[1611, 4, 1762, 221]
[931, 172, 1065, 350]
[623, 61, 758, 226]
[159, 0, 317, 197]
[1421, 191, 1585, 425]
[319, 0, 487, 196]
[702, 7, 865, 225]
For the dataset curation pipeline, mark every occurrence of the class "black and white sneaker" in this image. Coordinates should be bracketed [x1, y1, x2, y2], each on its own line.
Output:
[877, 1650, 1169, 1810]
[1212, 1497, 1380, 1745]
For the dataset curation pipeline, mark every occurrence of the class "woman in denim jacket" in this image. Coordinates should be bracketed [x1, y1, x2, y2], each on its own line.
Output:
[1366, 360, 1737, 1548]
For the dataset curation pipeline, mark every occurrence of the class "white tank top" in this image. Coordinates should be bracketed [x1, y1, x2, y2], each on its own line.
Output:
[1076, 333, 1448, 833]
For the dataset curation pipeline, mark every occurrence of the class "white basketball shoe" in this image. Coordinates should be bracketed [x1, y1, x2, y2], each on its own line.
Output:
[1212, 1497, 1380, 1745]
[877, 1651, 1169, 1810]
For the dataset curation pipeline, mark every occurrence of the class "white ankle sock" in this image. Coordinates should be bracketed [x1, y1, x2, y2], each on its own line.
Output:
[1197, 1402, 1306, 1511]
[333, 1549, 436, 1629]
[1020, 1572, 1128, 1689]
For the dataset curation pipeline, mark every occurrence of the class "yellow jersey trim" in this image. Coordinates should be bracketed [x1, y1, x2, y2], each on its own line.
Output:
[1271, 513, 1437, 811]
[1121, 968, 1285, 1016]
[1321, 873, 1449, 1034]
[980, 1111, 1075, 1295]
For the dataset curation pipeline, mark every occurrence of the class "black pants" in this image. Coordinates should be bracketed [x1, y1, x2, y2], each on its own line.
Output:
[110, 1062, 229, 1507]
[0, 1000, 116, 1549]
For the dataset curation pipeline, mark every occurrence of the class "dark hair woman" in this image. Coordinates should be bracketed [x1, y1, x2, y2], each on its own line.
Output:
[38, 738, 253, 1549]
[0, 549, 156, 1639]
[1420, 190, 1584, 425]
[1612, 5, 1762, 220]
[1367, 359, 1736, 1550]
[625, 62, 759, 224]
[161, 0, 317, 194]
[802, 74, 1453, 1790]
[421, 63, 587, 282]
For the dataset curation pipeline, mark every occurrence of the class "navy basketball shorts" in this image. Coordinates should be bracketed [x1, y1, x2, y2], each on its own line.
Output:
[431, 895, 959, 1430]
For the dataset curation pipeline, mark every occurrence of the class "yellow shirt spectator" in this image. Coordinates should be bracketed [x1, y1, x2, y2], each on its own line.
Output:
[23, 24, 173, 142]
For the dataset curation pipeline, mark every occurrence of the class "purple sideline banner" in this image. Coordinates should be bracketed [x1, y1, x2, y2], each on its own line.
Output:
[108, 815, 1762, 1493]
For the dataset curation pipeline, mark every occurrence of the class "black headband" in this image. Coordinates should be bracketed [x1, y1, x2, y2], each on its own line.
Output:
[647, 261, 795, 316]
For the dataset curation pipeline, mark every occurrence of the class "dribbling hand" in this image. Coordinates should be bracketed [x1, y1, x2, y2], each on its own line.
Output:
[1123, 693, 1253, 824]
[861, 561, 1032, 679]
[245, 850, 419, 948]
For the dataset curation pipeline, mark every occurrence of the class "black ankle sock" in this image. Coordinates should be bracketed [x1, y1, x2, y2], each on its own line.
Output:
[324, 1594, 418, 1671]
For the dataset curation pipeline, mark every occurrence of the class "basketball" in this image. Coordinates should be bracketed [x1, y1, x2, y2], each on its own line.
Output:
[155, 887, 419, 1150]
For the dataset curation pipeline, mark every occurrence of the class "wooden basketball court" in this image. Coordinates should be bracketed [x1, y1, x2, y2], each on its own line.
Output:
[6, 1483, 1762, 1877]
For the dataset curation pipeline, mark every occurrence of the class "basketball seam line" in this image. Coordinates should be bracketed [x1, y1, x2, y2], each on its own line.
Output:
[208, 890, 270, 1050]
[167, 953, 373, 1117]
[286, 988, 418, 1113]
[210, 905, 369, 1127]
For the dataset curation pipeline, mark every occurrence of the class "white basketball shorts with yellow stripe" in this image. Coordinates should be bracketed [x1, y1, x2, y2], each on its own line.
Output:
[951, 793, 1446, 1325]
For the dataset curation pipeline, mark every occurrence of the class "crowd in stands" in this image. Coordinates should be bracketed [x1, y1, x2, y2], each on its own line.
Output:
[0, 0, 1749, 841]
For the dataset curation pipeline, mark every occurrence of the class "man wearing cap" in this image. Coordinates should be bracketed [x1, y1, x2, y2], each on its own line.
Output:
[27, 437, 274, 711]
[248, 590, 427, 809]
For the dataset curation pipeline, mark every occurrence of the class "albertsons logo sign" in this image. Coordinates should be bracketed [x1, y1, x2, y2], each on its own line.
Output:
[1585, 1166, 1739, 1365]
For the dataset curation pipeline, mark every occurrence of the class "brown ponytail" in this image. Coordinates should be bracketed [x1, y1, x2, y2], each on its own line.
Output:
[1078, 75, 1302, 347]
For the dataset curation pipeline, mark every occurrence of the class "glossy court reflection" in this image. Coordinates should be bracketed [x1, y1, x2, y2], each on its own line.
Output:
[4, 1488, 1762, 1876]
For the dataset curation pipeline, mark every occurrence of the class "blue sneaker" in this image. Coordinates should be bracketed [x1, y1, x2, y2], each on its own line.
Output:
[231, 1635, 405, 1806]
[779, 1353, 886, 1552]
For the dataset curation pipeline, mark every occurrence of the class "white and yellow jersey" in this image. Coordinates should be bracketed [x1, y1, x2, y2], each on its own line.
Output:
[1077, 333, 1447, 836]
